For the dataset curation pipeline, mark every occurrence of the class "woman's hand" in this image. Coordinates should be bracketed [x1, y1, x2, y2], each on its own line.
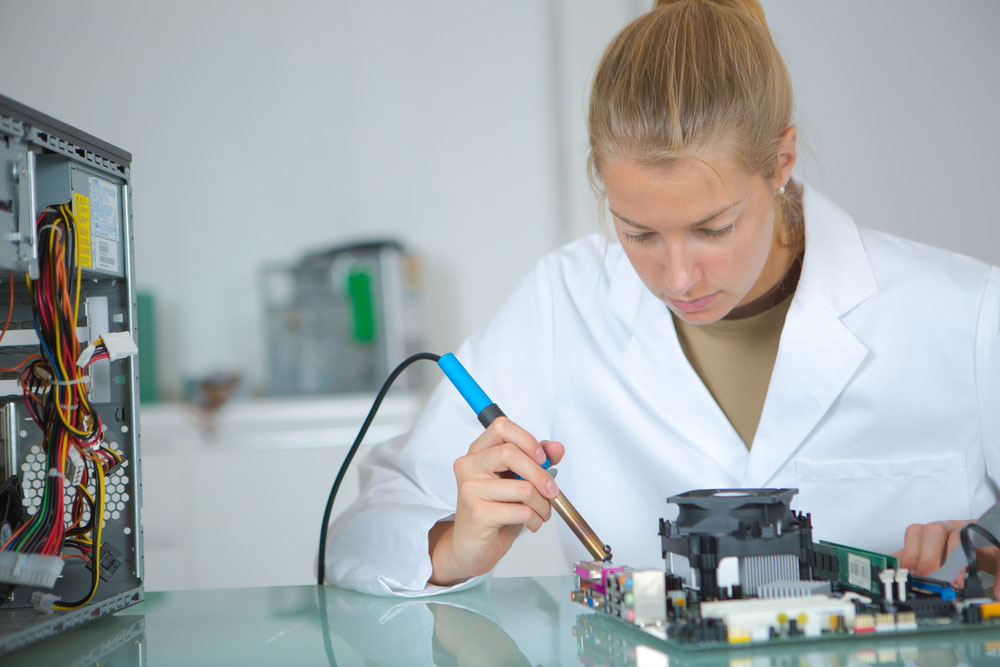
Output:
[892, 520, 969, 575]
[892, 520, 1000, 597]
[428, 417, 564, 586]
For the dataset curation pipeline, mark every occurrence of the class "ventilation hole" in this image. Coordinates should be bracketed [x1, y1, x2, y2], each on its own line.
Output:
[123, 527, 131, 535]
[111, 510, 120, 521]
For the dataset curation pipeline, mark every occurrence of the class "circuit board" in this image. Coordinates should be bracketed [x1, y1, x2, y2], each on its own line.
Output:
[569, 488, 1000, 650]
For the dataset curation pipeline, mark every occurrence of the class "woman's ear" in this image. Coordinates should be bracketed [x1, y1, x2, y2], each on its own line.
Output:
[773, 125, 797, 190]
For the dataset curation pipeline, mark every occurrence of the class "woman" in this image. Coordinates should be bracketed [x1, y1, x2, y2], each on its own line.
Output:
[326, 0, 1000, 596]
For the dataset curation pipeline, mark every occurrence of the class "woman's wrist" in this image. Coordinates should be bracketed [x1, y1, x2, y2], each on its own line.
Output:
[428, 520, 465, 586]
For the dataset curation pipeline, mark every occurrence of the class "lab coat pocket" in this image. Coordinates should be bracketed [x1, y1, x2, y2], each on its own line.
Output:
[794, 453, 971, 556]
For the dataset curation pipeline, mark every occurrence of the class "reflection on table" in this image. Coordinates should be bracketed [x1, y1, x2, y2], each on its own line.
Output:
[4, 576, 1000, 666]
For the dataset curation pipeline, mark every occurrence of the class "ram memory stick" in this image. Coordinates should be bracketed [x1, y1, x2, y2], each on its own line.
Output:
[811, 541, 900, 598]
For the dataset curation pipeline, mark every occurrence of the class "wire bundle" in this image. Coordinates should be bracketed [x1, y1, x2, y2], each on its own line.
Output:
[0, 204, 120, 609]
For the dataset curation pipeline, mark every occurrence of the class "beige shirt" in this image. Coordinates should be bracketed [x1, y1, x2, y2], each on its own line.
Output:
[672, 254, 803, 449]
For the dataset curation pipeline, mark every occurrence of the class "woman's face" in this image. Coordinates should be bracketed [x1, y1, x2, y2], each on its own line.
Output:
[602, 149, 793, 325]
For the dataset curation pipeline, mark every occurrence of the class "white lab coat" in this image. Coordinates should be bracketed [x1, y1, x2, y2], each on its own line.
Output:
[326, 185, 1000, 597]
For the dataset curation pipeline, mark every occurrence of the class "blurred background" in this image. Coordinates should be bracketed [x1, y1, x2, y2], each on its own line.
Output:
[1, 0, 997, 589]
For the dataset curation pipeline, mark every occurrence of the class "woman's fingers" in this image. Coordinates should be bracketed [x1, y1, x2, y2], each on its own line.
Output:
[894, 520, 969, 575]
[455, 442, 558, 500]
[540, 440, 565, 466]
[468, 417, 546, 464]
[473, 501, 545, 534]
[462, 478, 553, 522]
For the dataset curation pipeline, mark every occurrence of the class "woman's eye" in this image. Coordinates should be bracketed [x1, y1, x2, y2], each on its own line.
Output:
[701, 224, 733, 238]
[623, 231, 654, 244]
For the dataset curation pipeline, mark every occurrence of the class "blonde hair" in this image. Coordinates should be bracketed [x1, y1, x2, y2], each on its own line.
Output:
[588, 0, 802, 245]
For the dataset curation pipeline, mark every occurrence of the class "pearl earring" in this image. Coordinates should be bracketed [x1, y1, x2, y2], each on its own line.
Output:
[778, 184, 786, 195]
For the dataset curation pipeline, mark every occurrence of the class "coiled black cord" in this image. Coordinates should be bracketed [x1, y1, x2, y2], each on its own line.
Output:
[959, 522, 1000, 598]
[317, 352, 441, 586]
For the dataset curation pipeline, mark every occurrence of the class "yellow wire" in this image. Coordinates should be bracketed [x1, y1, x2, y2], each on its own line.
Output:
[63, 204, 84, 381]
[45, 219, 75, 423]
[42, 209, 92, 437]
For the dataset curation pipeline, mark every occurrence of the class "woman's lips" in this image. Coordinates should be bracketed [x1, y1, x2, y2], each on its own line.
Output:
[666, 292, 719, 313]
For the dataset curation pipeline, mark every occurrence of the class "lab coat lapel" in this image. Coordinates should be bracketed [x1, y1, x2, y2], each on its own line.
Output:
[744, 187, 877, 487]
[610, 249, 749, 477]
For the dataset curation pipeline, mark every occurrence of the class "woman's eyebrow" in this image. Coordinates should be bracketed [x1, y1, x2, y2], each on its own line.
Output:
[610, 201, 741, 230]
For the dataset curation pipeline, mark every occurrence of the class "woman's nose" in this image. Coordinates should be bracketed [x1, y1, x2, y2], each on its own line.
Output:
[663, 244, 701, 295]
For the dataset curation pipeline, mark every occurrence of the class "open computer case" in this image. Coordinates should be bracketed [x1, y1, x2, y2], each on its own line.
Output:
[0, 93, 143, 655]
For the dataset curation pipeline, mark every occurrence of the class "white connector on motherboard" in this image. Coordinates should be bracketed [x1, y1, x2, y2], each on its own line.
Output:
[700, 595, 856, 642]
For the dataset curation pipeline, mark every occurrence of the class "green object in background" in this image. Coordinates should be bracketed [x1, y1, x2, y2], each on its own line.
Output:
[347, 269, 376, 343]
[137, 292, 158, 403]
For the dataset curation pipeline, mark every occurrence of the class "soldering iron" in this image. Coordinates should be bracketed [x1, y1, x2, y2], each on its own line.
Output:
[317, 352, 613, 586]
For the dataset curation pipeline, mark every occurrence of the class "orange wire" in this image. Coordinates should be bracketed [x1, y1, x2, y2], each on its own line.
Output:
[0, 354, 39, 374]
[0, 520, 30, 551]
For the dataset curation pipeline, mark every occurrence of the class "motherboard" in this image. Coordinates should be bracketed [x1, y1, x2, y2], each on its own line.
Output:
[570, 489, 998, 649]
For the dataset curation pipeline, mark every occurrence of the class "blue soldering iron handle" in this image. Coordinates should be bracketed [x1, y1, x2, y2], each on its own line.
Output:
[437, 353, 550, 472]
[437, 353, 506, 428]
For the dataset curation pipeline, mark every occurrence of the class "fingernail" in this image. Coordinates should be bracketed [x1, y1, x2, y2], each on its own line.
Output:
[534, 448, 546, 464]
[546, 479, 558, 497]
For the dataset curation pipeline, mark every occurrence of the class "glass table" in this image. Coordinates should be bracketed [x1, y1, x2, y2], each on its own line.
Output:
[5, 576, 1000, 666]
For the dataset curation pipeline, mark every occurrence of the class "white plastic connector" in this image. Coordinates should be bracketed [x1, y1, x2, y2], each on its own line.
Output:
[0, 551, 65, 588]
[701, 595, 856, 641]
[895, 568, 909, 602]
[77, 343, 97, 367]
[879, 569, 896, 603]
[100, 331, 138, 361]
[30, 590, 60, 614]
[67, 446, 85, 485]
[76, 331, 138, 367]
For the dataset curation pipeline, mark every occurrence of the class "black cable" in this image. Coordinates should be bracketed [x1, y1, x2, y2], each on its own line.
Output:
[57, 454, 101, 608]
[960, 523, 1000, 580]
[316, 352, 441, 586]
[316, 586, 338, 667]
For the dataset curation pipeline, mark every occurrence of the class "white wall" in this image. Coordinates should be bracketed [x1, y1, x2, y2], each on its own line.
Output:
[0, 0, 562, 397]
[1, 0, 998, 398]
[763, 0, 1000, 266]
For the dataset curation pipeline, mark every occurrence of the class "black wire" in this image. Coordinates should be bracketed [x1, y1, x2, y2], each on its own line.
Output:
[960, 523, 1000, 580]
[316, 352, 441, 586]
[316, 586, 338, 667]
[57, 454, 101, 608]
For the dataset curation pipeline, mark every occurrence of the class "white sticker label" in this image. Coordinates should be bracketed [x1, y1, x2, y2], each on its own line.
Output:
[847, 553, 872, 591]
[94, 237, 119, 274]
[89, 177, 119, 242]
